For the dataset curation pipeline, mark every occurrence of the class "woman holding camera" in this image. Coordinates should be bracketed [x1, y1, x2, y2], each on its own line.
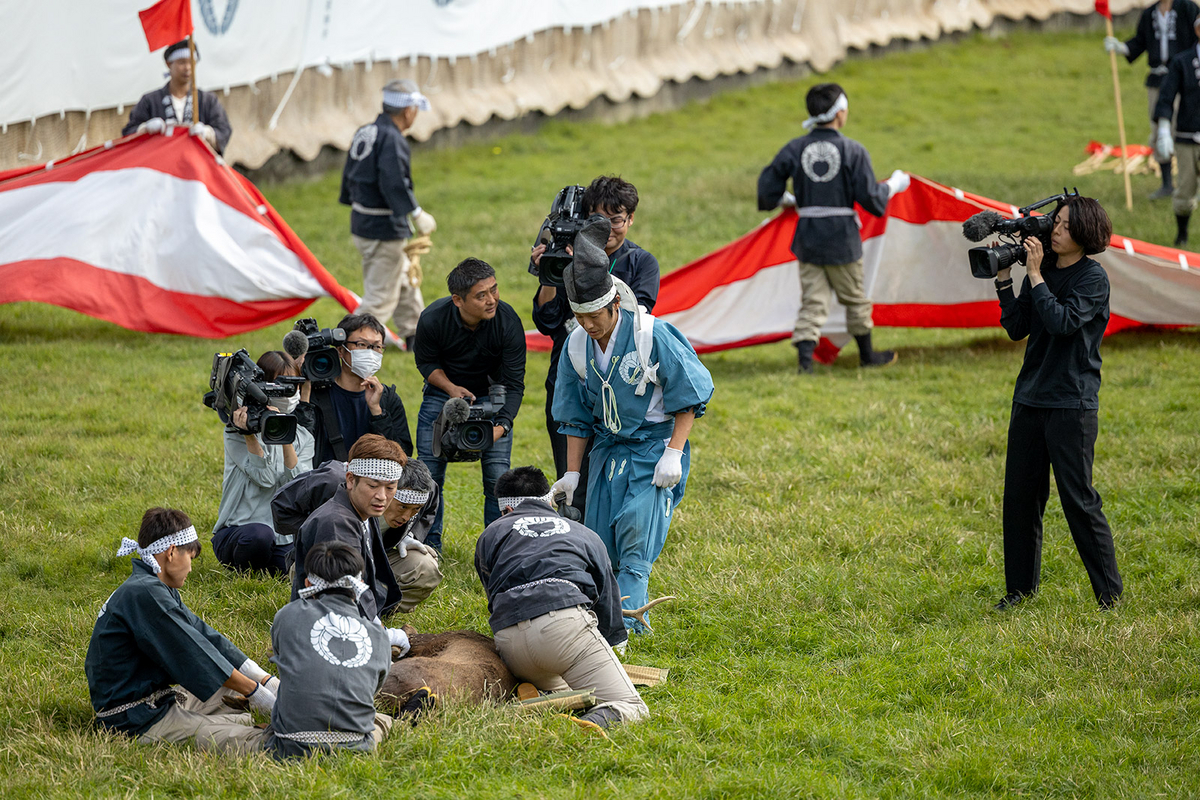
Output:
[212, 351, 314, 575]
[993, 196, 1123, 610]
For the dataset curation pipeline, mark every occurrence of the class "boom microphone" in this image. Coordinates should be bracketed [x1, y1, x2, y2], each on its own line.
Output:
[283, 329, 309, 361]
[962, 209, 1004, 242]
[443, 397, 471, 425]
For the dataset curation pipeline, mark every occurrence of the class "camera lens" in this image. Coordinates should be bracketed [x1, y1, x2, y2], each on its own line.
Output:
[304, 349, 340, 382]
[459, 422, 488, 449]
[260, 412, 298, 446]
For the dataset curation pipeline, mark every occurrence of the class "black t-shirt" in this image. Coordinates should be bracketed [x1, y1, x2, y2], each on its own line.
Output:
[998, 255, 1109, 410]
[329, 382, 370, 456]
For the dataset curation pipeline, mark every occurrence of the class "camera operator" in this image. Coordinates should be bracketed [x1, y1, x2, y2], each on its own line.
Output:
[530, 176, 660, 515]
[992, 196, 1123, 610]
[307, 313, 413, 468]
[413, 258, 526, 550]
[212, 351, 314, 575]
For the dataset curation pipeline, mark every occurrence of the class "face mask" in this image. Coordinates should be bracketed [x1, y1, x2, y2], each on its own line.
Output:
[278, 394, 300, 414]
[348, 348, 382, 379]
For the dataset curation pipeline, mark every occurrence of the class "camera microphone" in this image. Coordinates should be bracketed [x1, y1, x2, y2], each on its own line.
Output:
[283, 329, 309, 361]
[962, 209, 1004, 242]
[443, 397, 471, 425]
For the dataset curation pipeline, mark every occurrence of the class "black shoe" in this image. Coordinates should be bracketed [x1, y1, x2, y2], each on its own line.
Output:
[1098, 593, 1121, 610]
[578, 706, 623, 730]
[1175, 214, 1190, 247]
[855, 333, 898, 368]
[1175, 235, 1189, 247]
[1149, 185, 1173, 201]
[794, 340, 816, 374]
[993, 592, 1026, 611]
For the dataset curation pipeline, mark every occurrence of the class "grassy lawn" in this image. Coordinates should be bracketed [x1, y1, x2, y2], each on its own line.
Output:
[2, 26, 1199, 799]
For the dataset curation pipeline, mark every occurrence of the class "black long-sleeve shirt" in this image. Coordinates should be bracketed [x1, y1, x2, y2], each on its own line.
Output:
[997, 255, 1109, 410]
[1124, 0, 1200, 88]
[757, 127, 891, 265]
[531, 238, 660, 391]
[413, 297, 526, 430]
[1156, 44, 1200, 136]
[474, 500, 627, 647]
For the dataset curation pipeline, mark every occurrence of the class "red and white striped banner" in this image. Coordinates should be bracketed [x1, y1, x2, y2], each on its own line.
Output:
[0, 129, 357, 338]
[528, 175, 1200, 361]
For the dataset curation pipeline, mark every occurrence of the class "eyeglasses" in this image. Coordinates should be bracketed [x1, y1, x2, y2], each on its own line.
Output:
[604, 215, 630, 229]
[344, 340, 385, 353]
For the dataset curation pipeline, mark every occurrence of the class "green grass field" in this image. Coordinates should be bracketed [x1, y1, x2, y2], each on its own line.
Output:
[2, 26, 1200, 799]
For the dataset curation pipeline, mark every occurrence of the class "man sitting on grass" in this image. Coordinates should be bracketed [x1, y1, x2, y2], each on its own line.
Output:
[265, 540, 393, 759]
[85, 507, 278, 753]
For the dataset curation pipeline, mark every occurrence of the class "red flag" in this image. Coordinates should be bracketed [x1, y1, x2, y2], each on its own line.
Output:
[1095, 0, 1111, 19]
[0, 130, 360, 338]
[138, 0, 193, 52]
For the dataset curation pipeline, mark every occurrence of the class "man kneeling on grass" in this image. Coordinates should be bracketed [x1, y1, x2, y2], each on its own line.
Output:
[86, 508, 278, 753]
[265, 540, 393, 759]
[475, 466, 647, 733]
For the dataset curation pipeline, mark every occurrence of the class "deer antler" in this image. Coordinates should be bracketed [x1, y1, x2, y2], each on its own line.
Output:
[620, 595, 676, 632]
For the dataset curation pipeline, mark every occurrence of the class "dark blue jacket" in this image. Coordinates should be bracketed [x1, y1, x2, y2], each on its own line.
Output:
[1124, 0, 1200, 88]
[339, 113, 419, 240]
[122, 84, 232, 154]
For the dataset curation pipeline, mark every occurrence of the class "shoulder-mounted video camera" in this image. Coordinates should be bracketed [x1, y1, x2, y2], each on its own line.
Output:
[431, 385, 507, 462]
[529, 184, 587, 287]
[203, 349, 302, 445]
[292, 318, 346, 385]
[962, 189, 1079, 278]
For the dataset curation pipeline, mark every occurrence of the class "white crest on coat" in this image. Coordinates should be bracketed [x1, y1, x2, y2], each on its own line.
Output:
[801, 141, 841, 184]
[349, 126, 378, 161]
[513, 516, 570, 538]
[310, 612, 373, 668]
[618, 351, 644, 386]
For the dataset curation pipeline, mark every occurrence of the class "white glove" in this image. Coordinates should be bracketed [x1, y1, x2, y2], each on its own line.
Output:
[246, 683, 277, 714]
[411, 208, 437, 236]
[551, 471, 580, 506]
[189, 122, 216, 146]
[264, 675, 281, 694]
[136, 118, 166, 135]
[1156, 118, 1175, 162]
[396, 535, 429, 559]
[239, 658, 269, 684]
[885, 169, 911, 198]
[388, 627, 411, 657]
[652, 446, 684, 489]
[1104, 36, 1129, 57]
[777, 191, 797, 209]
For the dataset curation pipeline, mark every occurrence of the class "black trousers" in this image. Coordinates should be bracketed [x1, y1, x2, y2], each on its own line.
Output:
[545, 387, 590, 516]
[1002, 403, 1123, 605]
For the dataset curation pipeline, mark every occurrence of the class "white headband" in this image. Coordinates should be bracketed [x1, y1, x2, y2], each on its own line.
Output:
[395, 488, 431, 505]
[299, 573, 369, 600]
[499, 490, 556, 510]
[117, 526, 199, 574]
[166, 48, 192, 64]
[383, 88, 431, 111]
[802, 93, 848, 130]
[348, 458, 403, 482]
[569, 284, 618, 315]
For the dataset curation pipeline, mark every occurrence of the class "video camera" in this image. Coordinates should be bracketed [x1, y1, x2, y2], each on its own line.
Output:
[291, 318, 346, 384]
[203, 349, 302, 445]
[962, 189, 1079, 278]
[529, 184, 587, 287]
[431, 385, 508, 462]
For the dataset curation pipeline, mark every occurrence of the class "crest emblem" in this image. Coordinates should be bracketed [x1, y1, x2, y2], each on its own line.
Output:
[199, 0, 239, 36]
[513, 516, 570, 538]
[310, 612, 373, 669]
[349, 125, 378, 161]
[801, 141, 842, 184]
[618, 351, 644, 385]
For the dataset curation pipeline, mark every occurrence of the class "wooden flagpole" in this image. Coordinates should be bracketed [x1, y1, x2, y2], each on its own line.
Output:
[1105, 15, 1134, 211]
[187, 34, 199, 126]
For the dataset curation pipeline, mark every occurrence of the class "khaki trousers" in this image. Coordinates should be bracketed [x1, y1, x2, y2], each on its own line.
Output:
[1174, 142, 1200, 216]
[494, 605, 648, 724]
[369, 712, 394, 745]
[353, 235, 425, 338]
[140, 687, 265, 755]
[793, 258, 873, 343]
[386, 546, 443, 613]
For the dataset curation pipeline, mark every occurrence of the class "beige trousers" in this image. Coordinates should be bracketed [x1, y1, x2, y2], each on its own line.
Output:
[386, 546, 444, 613]
[1174, 142, 1200, 217]
[369, 712, 394, 745]
[793, 258, 873, 343]
[494, 605, 648, 724]
[140, 687, 265, 755]
[353, 235, 425, 338]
